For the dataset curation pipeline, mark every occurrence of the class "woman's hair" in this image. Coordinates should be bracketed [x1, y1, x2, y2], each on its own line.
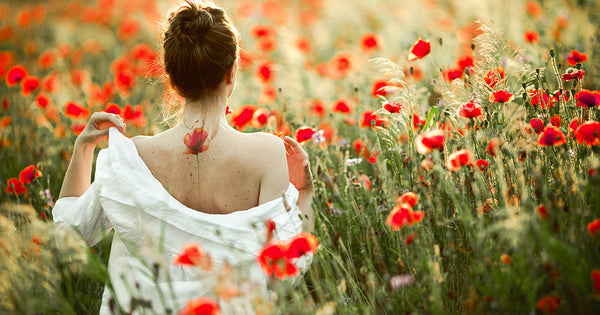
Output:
[163, 0, 238, 101]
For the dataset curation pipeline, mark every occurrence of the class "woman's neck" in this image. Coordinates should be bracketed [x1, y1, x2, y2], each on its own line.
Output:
[180, 93, 228, 131]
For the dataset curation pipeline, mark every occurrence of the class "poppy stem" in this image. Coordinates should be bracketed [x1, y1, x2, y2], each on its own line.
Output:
[196, 154, 200, 191]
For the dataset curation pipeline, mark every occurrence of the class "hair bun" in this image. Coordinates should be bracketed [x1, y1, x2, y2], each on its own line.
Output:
[172, 6, 214, 44]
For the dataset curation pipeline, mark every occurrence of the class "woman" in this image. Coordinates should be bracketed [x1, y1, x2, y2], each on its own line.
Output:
[52, 1, 314, 313]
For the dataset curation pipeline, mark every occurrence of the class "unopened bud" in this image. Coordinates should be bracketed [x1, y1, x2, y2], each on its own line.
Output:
[549, 49, 555, 57]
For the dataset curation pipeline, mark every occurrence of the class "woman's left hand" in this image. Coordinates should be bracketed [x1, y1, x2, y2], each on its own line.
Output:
[75, 112, 126, 147]
[283, 136, 313, 192]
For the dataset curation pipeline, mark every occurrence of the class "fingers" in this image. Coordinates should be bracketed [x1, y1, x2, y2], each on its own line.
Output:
[284, 136, 307, 157]
[91, 112, 126, 133]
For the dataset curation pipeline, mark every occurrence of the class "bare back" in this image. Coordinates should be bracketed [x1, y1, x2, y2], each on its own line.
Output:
[132, 125, 289, 214]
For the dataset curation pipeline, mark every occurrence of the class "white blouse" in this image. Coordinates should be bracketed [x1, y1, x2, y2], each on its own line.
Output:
[53, 128, 305, 314]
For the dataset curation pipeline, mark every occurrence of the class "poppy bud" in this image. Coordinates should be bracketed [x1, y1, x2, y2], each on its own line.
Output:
[549, 49, 555, 57]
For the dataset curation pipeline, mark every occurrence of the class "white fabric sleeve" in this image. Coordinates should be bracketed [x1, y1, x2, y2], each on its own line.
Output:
[52, 182, 112, 247]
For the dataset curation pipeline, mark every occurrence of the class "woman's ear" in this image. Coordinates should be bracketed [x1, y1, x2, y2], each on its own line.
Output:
[227, 59, 238, 84]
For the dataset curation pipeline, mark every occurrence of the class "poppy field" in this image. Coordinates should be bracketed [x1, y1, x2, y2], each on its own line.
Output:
[2, 0, 600, 314]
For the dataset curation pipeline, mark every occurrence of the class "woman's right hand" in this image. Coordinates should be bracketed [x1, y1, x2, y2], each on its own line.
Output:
[75, 112, 126, 147]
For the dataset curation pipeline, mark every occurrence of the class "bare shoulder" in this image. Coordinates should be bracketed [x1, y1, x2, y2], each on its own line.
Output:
[246, 132, 285, 153]
[240, 132, 289, 203]
[131, 134, 151, 145]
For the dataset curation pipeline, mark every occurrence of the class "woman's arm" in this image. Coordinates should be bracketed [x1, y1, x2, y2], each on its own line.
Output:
[283, 136, 315, 234]
[58, 112, 125, 199]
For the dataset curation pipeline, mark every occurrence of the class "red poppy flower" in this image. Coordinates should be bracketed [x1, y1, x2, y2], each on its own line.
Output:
[408, 38, 430, 61]
[562, 68, 585, 81]
[105, 103, 122, 115]
[38, 50, 55, 70]
[64, 102, 90, 120]
[568, 117, 582, 135]
[0, 116, 10, 129]
[286, 232, 318, 259]
[372, 79, 396, 97]
[329, 52, 354, 78]
[353, 139, 366, 155]
[6, 65, 28, 87]
[524, 30, 539, 43]
[526, 1, 542, 18]
[446, 149, 473, 171]
[575, 89, 600, 108]
[20, 76, 40, 96]
[238, 49, 254, 70]
[265, 219, 276, 242]
[574, 121, 600, 146]
[256, 37, 278, 52]
[118, 17, 139, 41]
[589, 219, 600, 236]
[550, 115, 560, 127]
[250, 24, 276, 38]
[360, 32, 383, 55]
[537, 204, 549, 220]
[71, 69, 86, 86]
[457, 99, 482, 119]
[413, 113, 426, 129]
[369, 151, 379, 164]
[382, 100, 403, 113]
[396, 192, 418, 207]
[308, 99, 326, 117]
[415, 129, 445, 154]
[41, 73, 59, 93]
[528, 89, 556, 109]
[255, 61, 275, 84]
[385, 203, 424, 231]
[361, 110, 386, 128]
[251, 108, 269, 128]
[174, 243, 212, 271]
[530, 118, 544, 134]
[19, 165, 42, 184]
[0, 26, 12, 41]
[0, 51, 13, 77]
[483, 67, 505, 89]
[295, 36, 311, 54]
[71, 122, 86, 135]
[261, 1, 288, 24]
[123, 104, 146, 127]
[257, 240, 298, 278]
[456, 54, 474, 71]
[178, 297, 220, 315]
[474, 159, 489, 171]
[231, 105, 258, 130]
[114, 70, 135, 94]
[259, 83, 276, 104]
[331, 99, 353, 114]
[536, 295, 560, 315]
[592, 269, 600, 296]
[5, 178, 26, 195]
[538, 126, 566, 146]
[566, 50, 587, 66]
[184, 128, 210, 155]
[489, 89, 514, 103]
[35, 93, 50, 109]
[111, 57, 131, 73]
[442, 67, 463, 82]
[295, 127, 315, 143]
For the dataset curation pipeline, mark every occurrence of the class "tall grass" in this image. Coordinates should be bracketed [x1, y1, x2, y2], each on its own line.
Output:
[1, 0, 599, 313]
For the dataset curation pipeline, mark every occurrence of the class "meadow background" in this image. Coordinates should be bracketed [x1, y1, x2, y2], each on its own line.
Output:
[1, 0, 600, 313]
